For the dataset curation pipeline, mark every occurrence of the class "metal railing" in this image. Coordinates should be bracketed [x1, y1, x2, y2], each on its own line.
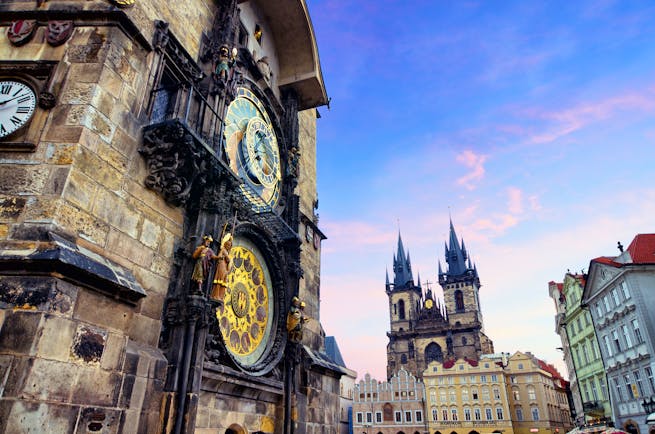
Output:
[149, 83, 226, 153]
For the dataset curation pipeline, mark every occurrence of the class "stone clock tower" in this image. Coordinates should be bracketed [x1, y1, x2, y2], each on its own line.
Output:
[386, 221, 494, 380]
[0, 1, 345, 433]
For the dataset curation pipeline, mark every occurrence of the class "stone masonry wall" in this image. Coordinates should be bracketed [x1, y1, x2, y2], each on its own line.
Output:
[0, 0, 220, 429]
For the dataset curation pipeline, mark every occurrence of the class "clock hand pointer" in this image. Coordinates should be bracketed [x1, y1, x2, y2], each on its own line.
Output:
[0, 94, 25, 106]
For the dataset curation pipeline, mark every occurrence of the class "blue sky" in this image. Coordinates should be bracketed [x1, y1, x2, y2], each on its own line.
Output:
[307, 0, 655, 381]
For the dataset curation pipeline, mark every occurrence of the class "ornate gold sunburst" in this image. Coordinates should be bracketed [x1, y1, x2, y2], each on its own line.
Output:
[215, 240, 273, 366]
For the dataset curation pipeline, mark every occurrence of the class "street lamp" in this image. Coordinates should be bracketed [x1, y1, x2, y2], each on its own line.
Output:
[641, 397, 655, 425]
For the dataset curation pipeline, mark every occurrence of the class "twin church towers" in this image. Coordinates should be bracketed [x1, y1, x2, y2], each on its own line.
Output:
[386, 220, 495, 379]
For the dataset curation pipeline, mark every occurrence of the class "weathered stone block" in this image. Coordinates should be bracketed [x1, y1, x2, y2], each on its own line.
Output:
[118, 409, 140, 434]
[44, 167, 70, 196]
[107, 229, 154, 269]
[0, 311, 42, 355]
[22, 358, 77, 402]
[64, 169, 98, 211]
[3, 401, 78, 434]
[67, 62, 104, 84]
[72, 366, 121, 406]
[127, 314, 161, 348]
[73, 289, 133, 333]
[71, 324, 107, 364]
[57, 202, 110, 246]
[101, 332, 126, 371]
[0, 166, 49, 196]
[137, 290, 164, 320]
[95, 191, 140, 239]
[43, 124, 84, 143]
[96, 140, 129, 173]
[75, 407, 122, 434]
[74, 145, 122, 192]
[42, 143, 77, 165]
[35, 314, 75, 362]
[0, 196, 26, 219]
[139, 218, 160, 250]
[22, 196, 60, 222]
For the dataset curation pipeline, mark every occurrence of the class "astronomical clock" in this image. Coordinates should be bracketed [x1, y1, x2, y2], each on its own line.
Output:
[223, 87, 281, 211]
[206, 85, 290, 377]
[214, 235, 283, 374]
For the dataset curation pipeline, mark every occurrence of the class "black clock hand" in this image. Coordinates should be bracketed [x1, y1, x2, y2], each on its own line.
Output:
[0, 94, 25, 106]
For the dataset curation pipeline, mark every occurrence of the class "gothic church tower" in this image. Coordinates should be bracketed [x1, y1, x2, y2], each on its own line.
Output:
[439, 219, 484, 330]
[386, 233, 423, 379]
[386, 221, 494, 380]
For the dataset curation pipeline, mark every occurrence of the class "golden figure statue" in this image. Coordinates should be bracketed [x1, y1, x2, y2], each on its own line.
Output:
[191, 235, 217, 292]
[210, 233, 233, 301]
[286, 296, 309, 343]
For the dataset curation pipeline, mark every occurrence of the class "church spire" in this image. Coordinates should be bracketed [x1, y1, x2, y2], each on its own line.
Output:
[446, 219, 467, 277]
[393, 232, 414, 288]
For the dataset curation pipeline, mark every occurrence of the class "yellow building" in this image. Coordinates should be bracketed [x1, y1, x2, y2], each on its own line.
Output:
[422, 355, 514, 434]
[505, 352, 573, 434]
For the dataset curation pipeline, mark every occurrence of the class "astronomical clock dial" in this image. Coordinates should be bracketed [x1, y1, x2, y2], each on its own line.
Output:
[0, 80, 36, 138]
[224, 87, 281, 210]
[215, 237, 275, 370]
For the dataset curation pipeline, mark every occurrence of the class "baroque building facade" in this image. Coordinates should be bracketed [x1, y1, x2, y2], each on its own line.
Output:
[422, 355, 514, 434]
[582, 234, 655, 434]
[0, 1, 346, 433]
[352, 369, 427, 434]
[386, 222, 494, 380]
[549, 273, 611, 429]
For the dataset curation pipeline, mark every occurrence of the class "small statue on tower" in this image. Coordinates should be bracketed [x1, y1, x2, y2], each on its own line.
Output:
[210, 233, 233, 301]
[191, 235, 218, 293]
[215, 44, 237, 82]
[286, 296, 309, 343]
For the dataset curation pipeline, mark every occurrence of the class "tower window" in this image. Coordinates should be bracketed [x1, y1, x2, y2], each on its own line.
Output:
[425, 342, 444, 364]
[455, 290, 465, 312]
[398, 299, 406, 319]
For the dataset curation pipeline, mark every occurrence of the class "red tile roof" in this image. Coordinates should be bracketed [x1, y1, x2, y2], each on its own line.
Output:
[626, 234, 655, 264]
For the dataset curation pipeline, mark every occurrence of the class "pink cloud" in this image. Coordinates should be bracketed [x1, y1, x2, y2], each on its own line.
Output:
[456, 149, 488, 190]
[528, 91, 655, 144]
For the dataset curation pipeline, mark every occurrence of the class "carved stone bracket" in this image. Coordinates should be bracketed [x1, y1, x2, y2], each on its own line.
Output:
[140, 120, 206, 207]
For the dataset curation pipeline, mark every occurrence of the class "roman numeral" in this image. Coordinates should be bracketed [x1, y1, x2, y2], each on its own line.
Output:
[10, 116, 22, 126]
[0, 124, 6, 134]
[13, 88, 22, 96]
[0, 85, 11, 95]
[16, 106, 30, 114]
[17, 95, 30, 104]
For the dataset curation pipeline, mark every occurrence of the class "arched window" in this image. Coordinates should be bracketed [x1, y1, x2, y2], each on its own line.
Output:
[455, 290, 465, 312]
[383, 403, 394, 421]
[398, 299, 406, 319]
[462, 336, 467, 345]
[432, 408, 438, 421]
[425, 343, 444, 364]
[401, 354, 407, 364]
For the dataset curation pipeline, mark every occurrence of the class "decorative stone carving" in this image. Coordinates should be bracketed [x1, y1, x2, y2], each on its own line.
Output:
[7, 20, 37, 46]
[140, 121, 205, 207]
[45, 21, 74, 47]
[38, 91, 56, 109]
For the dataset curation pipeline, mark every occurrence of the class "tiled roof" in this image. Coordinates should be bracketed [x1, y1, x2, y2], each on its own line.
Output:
[626, 234, 655, 264]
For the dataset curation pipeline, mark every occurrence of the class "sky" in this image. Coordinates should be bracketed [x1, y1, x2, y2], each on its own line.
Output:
[305, 0, 655, 382]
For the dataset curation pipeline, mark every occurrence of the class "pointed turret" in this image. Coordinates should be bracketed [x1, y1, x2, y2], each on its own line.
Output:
[385, 268, 390, 291]
[393, 232, 414, 288]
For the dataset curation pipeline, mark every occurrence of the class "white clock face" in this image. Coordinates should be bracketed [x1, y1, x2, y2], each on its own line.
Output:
[0, 80, 37, 138]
